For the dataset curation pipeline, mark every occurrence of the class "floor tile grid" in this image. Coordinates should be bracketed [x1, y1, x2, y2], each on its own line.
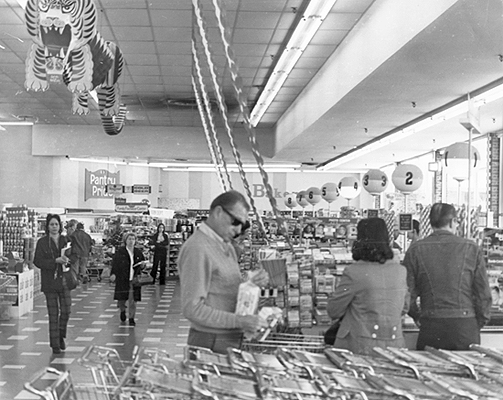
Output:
[0, 280, 188, 399]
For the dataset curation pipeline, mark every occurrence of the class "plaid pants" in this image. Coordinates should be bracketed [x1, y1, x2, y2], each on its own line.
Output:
[45, 290, 71, 348]
[117, 282, 136, 319]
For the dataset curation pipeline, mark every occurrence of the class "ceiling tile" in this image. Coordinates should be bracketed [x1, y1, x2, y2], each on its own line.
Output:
[120, 41, 157, 54]
[128, 66, 161, 76]
[111, 26, 154, 41]
[236, 12, 282, 29]
[105, 9, 151, 26]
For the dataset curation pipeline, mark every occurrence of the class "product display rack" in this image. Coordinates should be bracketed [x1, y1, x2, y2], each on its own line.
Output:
[0, 205, 39, 258]
[168, 232, 183, 276]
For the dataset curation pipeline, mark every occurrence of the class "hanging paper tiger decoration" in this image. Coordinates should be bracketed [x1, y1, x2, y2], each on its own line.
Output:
[24, 0, 126, 135]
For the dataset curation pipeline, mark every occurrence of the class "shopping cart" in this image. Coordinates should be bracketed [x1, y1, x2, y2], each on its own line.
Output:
[24, 367, 111, 400]
[77, 345, 144, 397]
[242, 332, 326, 354]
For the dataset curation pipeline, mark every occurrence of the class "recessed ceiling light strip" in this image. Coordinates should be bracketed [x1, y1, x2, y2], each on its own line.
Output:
[193, 0, 266, 234]
[249, 0, 338, 127]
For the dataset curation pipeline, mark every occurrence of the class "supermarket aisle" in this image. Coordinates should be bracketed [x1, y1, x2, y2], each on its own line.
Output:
[0, 278, 188, 399]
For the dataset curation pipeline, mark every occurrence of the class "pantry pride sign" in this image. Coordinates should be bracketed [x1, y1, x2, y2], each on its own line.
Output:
[84, 169, 120, 201]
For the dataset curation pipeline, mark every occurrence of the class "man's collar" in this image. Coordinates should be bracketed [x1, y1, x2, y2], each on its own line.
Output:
[199, 222, 227, 244]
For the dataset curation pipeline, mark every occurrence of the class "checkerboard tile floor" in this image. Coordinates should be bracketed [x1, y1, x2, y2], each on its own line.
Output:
[0, 279, 188, 399]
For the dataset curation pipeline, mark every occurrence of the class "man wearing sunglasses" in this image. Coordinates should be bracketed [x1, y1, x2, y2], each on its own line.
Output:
[404, 203, 491, 350]
[178, 190, 269, 354]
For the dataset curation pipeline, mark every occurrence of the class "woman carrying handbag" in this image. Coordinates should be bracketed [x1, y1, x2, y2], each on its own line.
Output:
[33, 214, 74, 355]
[110, 232, 145, 326]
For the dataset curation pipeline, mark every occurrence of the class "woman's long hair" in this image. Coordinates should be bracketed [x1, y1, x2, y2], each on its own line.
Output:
[352, 218, 393, 264]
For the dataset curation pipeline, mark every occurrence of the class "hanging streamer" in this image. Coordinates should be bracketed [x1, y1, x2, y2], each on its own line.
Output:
[191, 32, 231, 191]
[210, 0, 293, 250]
[192, 75, 228, 192]
[192, 0, 267, 237]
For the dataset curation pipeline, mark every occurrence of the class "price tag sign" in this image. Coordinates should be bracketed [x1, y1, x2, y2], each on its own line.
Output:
[367, 209, 379, 218]
[399, 213, 413, 231]
[132, 184, 151, 194]
[106, 184, 124, 195]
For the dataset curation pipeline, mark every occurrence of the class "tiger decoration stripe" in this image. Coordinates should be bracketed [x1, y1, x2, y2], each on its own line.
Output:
[24, 0, 126, 135]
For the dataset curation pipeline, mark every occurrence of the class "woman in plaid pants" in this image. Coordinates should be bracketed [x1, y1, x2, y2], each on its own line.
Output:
[33, 214, 72, 355]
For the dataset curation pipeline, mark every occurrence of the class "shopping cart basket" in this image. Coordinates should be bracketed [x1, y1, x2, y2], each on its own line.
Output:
[242, 332, 326, 354]
[24, 367, 111, 400]
[77, 345, 143, 396]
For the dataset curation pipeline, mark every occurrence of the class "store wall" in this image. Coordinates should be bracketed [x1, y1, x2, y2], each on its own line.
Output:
[0, 125, 375, 212]
[159, 170, 374, 211]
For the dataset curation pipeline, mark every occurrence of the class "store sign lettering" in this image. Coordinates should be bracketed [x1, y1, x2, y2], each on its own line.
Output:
[252, 184, 285, 198]
[84, 169, 120, 201]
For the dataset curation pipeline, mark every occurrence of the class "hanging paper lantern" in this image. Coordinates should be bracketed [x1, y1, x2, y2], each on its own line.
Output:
[284, 193, 297, 209]
[443, 142, 480, 181]
[362, 169, 388, 195]
[296, 191, 310, 208]
[321, 182, 339, 203]
[392, 164, 424, 194]
[338, 177, 361, 200]
[306, 187, 322, 205]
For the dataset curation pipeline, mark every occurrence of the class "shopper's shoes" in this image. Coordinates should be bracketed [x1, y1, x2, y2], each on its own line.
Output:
[59, 338, 66, 350]
[120, 311, 126, 322]
[128, 318, 136, 326]
[82, 276, 89, 284]
[52, 347, 61, 355]
[159, 281, 166, 285]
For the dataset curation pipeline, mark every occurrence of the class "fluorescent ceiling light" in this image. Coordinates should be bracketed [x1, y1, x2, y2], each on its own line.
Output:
[249, 0, 337, 127]
[0, 121, 34, 126]
[317, 82, 503, 171]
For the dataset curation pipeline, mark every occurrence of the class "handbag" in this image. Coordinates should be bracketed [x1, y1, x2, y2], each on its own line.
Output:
[324, 319, 341, 345]
[62, 267, 78, 291]
[131, 274, 142, 288]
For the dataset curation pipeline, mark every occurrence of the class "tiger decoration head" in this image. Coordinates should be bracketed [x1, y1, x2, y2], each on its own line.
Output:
[24, 0, 126, 135]
[25, 0, 97, 83]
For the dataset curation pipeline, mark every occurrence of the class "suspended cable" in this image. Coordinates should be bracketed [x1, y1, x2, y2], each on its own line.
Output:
[211, 0, 293, 249]
[192, 0, 266, 236]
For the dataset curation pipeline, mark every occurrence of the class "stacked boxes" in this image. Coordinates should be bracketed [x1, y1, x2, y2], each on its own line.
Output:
[8, 269, 34, 318]
[285, 255, 314, 328]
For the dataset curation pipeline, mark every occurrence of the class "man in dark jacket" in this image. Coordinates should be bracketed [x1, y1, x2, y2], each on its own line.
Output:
[68, 221, 93, 284]
[403, 203, 492, 350]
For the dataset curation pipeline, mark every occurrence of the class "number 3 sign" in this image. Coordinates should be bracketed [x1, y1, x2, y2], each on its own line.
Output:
[392, 164, 423, 194]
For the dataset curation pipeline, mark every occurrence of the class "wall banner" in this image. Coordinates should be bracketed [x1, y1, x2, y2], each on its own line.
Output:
[84, 169, 120, 201]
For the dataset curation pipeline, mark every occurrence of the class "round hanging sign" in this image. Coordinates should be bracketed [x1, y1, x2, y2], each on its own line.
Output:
[284, 193, 297, 209]
[321, 182, 339, 203]
[338, 177, 361, 200]
[392, 164, 423, 194]
[362, 169, 388, 195]
[306, 187, 322, 205]
[296, 191, 310, 208]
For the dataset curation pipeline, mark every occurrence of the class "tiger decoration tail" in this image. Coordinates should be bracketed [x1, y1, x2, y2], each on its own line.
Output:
[24, 0, 126, 135]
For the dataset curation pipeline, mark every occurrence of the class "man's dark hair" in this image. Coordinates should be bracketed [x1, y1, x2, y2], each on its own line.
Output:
[352, 218, 393, 264]
[210, 190, 250, 212]
[76, 222, 84, 230]
[45, 214, 63, 235]
[429, 203, 456, 229]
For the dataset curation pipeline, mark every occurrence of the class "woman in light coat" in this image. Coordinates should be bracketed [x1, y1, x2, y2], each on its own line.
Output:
[327, 218, 409, 355]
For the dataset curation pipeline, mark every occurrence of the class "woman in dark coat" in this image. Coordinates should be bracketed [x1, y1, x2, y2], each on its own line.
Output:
[33, 214, 72, 354]
[110, 232, 145, 326]
[327, 218, 409, 355]
[149, 223, 170, 285]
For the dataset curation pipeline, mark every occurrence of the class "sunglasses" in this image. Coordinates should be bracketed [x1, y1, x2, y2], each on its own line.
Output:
[220, 206, 249, 229]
